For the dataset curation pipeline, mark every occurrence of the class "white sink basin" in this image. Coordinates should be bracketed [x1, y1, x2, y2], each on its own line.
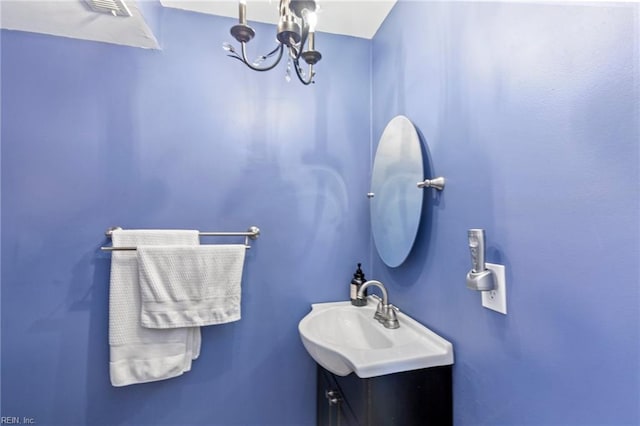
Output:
[298, 298, 454, 378]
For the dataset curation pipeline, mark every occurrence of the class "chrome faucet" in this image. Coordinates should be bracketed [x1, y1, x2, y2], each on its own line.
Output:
[357, 280, 400, 329]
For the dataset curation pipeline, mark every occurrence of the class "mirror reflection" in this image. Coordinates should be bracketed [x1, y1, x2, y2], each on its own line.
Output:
[370, 116, 424, 267]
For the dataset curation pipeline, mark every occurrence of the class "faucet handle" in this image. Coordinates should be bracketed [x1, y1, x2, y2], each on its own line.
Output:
[383, 305, 400, 329]
[374, 301, 385, 322]
[370, 294, 382, 302]
[387, 304, 400, 313]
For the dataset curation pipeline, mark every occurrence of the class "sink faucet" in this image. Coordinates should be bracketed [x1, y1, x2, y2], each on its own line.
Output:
[357, 280, 400, 329]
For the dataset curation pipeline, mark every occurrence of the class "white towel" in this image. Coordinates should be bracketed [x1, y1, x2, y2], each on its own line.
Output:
[109, 230, 201, 387]
[137, 245, 246, 328]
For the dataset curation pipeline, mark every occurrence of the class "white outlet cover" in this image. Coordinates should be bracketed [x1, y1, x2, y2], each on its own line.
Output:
[482, 263, 507, 314]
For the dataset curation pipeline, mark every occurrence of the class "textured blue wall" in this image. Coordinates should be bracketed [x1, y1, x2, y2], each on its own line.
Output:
[371, 1, 639, 425]
[3, 2, 639, 425]
[1, 8, 370, 426]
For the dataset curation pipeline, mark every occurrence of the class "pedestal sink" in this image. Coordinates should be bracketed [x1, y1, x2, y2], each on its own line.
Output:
[298, 298, 454, 378]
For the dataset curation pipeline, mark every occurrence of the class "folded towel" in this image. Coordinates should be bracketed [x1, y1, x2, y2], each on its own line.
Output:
[109, 230, 201, 387]
[137, 245, 246, 328]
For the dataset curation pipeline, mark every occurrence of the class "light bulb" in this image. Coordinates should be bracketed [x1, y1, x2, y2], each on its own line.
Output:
[239, 0, 247, 25]
[306, 11, 318, 32]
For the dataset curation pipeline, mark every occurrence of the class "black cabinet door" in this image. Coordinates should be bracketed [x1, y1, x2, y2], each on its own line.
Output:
[317, 367, 360, 426]
[317, 365, 453, 426]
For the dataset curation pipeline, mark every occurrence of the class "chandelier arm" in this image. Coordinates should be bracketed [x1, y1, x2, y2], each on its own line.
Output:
[295, 23, 309, 61]
[264, 44, 284, 60]
[293, 58, 314, 85]
[240, 43, 285, 72]
[227, 53, 246, 62]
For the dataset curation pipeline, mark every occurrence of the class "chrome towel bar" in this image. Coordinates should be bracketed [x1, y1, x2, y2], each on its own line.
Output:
[101, 226, 260, 251]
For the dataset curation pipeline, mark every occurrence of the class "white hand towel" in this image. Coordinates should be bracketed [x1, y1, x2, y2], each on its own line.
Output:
[109, 230, 201, 387]
[137, 245, 246, 328]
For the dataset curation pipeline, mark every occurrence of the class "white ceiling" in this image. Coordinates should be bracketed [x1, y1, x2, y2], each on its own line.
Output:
[0, 0, 395, 50]
[0, 1, 159, 49]
[161, 0, 397, 39]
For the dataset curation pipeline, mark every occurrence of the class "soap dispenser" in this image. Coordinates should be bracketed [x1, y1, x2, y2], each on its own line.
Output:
[350, 263, 367, 306]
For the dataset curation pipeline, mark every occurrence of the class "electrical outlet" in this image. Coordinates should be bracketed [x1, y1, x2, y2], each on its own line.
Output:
[482, 263, 507, 314]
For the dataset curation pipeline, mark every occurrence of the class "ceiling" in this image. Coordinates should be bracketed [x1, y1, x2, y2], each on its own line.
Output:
[0, 0, 396, 50]
[161, 0, 396, 39]
[0, 1, 159, 49]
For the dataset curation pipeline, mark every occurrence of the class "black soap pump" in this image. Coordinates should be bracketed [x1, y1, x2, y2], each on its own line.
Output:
[350, 263, 367, 306]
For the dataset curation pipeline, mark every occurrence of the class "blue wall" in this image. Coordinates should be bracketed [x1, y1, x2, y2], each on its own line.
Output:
[1, 8, 371, 426]
[371, 1, 639, 425]
[3, 2, 639, 425]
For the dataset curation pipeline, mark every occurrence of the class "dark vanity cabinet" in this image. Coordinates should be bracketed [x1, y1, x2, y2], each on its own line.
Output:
[316, 365, 452, 426]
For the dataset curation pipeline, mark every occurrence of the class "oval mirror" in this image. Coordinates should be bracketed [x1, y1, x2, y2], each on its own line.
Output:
[370, 116, 424, 267]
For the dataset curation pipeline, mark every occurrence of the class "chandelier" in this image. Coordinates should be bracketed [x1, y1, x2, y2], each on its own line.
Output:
[223, 0, 322, 85]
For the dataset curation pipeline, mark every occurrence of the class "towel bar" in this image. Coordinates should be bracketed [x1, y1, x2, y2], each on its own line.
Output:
[101, 226, 260, 251]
